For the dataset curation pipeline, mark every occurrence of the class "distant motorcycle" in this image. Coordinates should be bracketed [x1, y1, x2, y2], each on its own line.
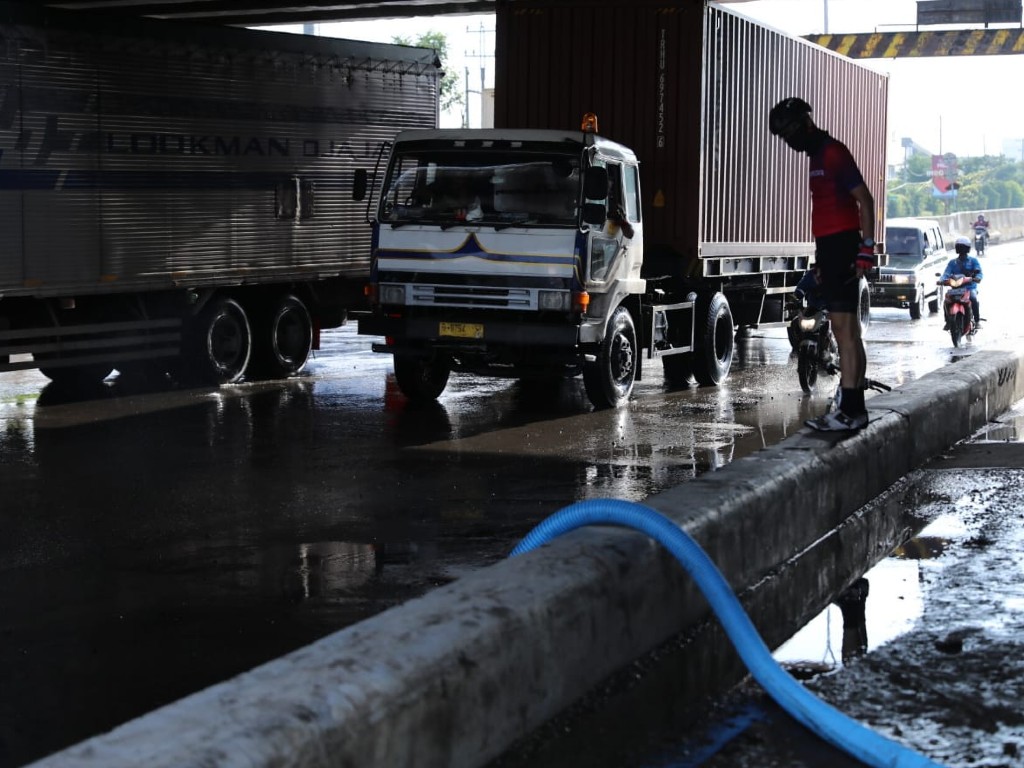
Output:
[973, 226, 988, 256]
[789, 306, 839, 392]
[940, 273, 976, 347]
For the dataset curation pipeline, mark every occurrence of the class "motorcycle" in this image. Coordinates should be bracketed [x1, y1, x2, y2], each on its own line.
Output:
[973, 226, 987, 256]
[940, 273, 976, 347]
[789, 305, 840, 392]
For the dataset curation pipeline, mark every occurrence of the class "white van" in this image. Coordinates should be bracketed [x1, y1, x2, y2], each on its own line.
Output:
[875, 217, 948, 319]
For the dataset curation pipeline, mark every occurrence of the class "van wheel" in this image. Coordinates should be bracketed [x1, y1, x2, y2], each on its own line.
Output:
[583, 306, 637, 408]
[692, 293, 733, 387]
[909, 289, 924, 320]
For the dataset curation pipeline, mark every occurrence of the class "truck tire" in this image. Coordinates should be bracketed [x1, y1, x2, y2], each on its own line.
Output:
[394, 353, 451, 403]
[252, 294, 312, 379]
[185, 297, 252, 385]
[858, 277, 871, 330]
[692, 292, 734, 387]
[583, 306, 637, 408]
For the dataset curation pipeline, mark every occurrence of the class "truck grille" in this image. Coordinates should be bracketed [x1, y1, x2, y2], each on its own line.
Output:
[409, 284, 535, 310]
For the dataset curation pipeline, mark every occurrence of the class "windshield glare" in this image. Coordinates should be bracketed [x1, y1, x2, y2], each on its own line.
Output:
[380, 151, 581, 226]
[886, 228, 923, 257]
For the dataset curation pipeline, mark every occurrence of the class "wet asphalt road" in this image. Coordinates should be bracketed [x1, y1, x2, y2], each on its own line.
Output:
[2, 243, 1022, 767]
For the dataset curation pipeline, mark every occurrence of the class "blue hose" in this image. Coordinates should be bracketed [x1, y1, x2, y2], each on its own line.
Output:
[510, 499, 943, 768]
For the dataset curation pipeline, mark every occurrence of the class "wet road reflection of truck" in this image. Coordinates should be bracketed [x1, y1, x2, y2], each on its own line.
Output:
[357, 1, 887, 409]
[0, 6, 438, 389]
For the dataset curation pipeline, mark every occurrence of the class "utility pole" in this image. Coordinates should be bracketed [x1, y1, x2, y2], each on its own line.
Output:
[464, 22, 494, 128]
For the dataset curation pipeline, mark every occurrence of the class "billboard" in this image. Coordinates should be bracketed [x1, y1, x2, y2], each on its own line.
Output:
[931, 154, 959, 199]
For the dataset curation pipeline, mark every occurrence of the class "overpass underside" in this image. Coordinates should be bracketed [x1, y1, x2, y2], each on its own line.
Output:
[805, 28, 1024, 58]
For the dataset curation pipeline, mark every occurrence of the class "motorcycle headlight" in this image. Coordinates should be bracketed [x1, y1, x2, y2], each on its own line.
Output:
[799, 317, 818, 331]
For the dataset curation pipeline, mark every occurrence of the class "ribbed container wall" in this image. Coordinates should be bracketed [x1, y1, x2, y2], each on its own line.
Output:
[0, 17, 438, 297]
[701, 7, 888, 251]
[495, 0, 887, 261]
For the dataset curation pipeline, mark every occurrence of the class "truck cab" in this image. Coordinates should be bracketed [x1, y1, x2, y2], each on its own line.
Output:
[357, 123, 717, 408]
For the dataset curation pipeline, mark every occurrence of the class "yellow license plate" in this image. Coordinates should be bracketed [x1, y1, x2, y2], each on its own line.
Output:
[439, 322, 484, 339]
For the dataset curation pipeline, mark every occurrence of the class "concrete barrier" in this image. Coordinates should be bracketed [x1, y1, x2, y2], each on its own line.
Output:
[30, 350, 1024, 768]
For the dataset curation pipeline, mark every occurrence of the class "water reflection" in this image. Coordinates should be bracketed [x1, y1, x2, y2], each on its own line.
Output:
[774, 522, 955, 671]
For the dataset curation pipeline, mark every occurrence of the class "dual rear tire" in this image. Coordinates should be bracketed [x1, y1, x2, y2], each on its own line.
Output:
[182, 293, 312, 386]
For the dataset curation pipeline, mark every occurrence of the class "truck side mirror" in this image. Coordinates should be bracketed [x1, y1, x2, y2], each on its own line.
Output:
[583, 166, 608, 200]
[352, 169, 368, 202]
[582, 202, 607, 226]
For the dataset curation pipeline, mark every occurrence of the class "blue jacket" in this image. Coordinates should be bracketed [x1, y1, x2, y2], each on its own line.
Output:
[794, 270, 827, 310]
[941, 255, 983, 297]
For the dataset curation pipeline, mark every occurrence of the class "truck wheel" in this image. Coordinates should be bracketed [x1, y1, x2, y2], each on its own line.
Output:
[858, 278, 871, 330]
[583, 306, 637, 408]
[909, 289, 924, 320]
[394, 353, 451, 403]
[692, 293, 733, 387]
[252, 294, 312, 378]
[186, 297, 252, 385]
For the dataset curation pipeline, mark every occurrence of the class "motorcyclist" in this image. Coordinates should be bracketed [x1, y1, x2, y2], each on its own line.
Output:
[973, 213, 989, 231]
[941, 236, 983, 332]
[793, 267, 827, 311]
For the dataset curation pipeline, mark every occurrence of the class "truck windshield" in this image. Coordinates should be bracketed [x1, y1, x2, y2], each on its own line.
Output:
[380, 150, 581, 227]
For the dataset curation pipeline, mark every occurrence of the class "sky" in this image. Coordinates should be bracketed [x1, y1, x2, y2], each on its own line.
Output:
[263, 0, 1024, 162]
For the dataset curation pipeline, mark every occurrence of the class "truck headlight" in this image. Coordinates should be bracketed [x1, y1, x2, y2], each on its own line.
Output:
[539, 290, 571, 311]
[379, 285, 406, 306]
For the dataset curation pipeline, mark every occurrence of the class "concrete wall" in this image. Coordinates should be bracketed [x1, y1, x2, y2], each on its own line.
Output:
[927, 207, 1024, 245]
[30, 350, 1024, 768]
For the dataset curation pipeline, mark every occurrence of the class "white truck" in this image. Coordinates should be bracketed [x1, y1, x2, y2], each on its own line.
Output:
[357, 1, 888, 408]
[0, 5, 439, 387]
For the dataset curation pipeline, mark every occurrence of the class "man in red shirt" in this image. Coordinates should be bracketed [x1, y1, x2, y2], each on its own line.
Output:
[770, 97, 876, 431]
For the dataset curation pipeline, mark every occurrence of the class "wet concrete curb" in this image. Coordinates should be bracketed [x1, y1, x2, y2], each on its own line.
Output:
[31, 350, 1024, 768]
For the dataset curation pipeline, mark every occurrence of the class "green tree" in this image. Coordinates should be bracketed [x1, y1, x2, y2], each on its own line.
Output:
[393, 31, 463, 118]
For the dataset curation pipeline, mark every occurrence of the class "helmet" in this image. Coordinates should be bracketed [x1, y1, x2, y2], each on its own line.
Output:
[769, 97, 812, 137]
[955, 236, 971, 256]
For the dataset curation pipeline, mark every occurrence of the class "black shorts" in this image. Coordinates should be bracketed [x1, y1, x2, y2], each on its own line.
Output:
[815, 229, 861, 314]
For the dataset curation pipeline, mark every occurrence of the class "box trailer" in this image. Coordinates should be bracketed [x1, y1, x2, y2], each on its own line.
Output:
[0, 3, 439, 386]
[357, 0, 888, 408]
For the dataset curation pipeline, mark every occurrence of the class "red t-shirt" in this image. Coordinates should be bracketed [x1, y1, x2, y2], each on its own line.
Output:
[809, 134, 865, 238]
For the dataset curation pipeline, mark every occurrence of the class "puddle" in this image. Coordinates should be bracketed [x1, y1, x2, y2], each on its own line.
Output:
[773, 512, 966, 671]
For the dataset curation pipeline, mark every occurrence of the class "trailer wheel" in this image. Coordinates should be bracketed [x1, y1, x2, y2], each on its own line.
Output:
[692, 292, 734, 387]
[252, 294, 313, 378]
[186, 297, 252, 385]
[394, 353, 451, 403]
[583, 306, 637, 408]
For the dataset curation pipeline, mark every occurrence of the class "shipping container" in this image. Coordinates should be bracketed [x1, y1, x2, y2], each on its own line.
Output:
[495, 0, 888, 286]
